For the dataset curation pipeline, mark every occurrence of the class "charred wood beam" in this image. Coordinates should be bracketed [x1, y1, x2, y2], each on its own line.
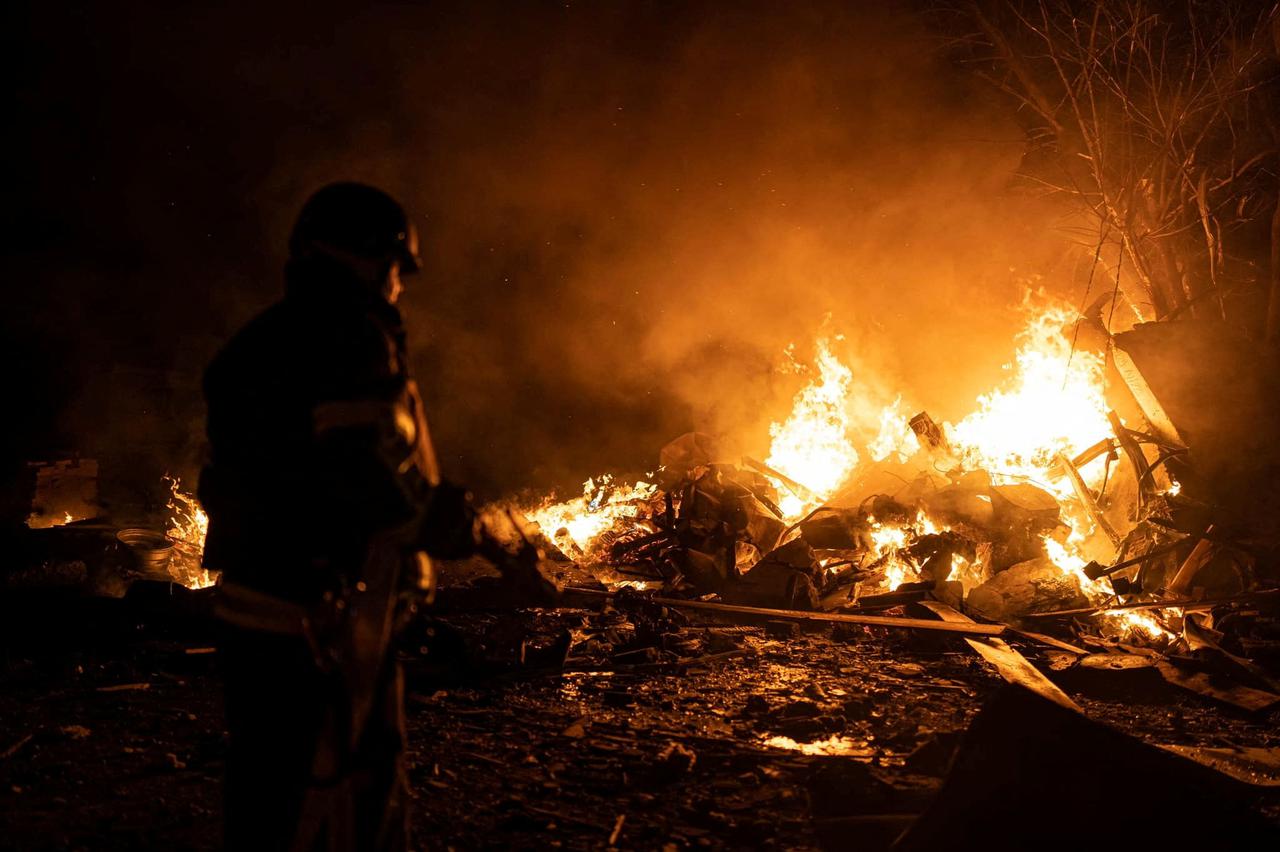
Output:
[1020, 589, 1280, 619]
[1108, 410, 1166, 502]
[1166, 526, 1217, 597]
[841, 586, 929, 612]
[914, 600, 1081, 712]
[609, 528, 676, 558]
[1043, 438, 1126, 483]
[1109, 347, 1186, 448]
[1055, 451, 1122, 549]
[1068, 437, 1117, 470]
[1082, 537, 1189, 581]
[1006, 628, 1087, 656]
[1044, 432, 1178, 485]
[1118, 427, 1186, 454]
[778, 505, 828, 543]
[562, 587, 1006, 636]
[741, 456, 819, 504]
[611, 566, 664, 580]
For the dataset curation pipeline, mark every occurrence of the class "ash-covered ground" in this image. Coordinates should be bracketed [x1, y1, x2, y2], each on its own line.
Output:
[3, 570, 1279, 851]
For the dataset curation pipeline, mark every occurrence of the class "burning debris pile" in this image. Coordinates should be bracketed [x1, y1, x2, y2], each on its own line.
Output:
[6, 297, 1280, 849]
[514, 297, 1280, 679]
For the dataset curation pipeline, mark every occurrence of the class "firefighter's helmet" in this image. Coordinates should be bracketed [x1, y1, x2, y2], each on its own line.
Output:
[289, 182, 421, 273]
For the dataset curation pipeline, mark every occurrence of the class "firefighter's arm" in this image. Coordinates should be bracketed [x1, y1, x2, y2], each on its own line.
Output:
[307, 318, 432, 531]
[417, 479, 480, 559]
[417, 490, 560, 605]
[310, 394, 422, 532]
[473, 506, 562, 606]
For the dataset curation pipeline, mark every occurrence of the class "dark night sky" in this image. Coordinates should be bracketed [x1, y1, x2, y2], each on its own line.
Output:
[5, 1, 1071, 503]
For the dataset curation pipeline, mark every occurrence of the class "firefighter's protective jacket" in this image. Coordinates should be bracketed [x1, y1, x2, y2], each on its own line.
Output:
[199, 255, 456, 604]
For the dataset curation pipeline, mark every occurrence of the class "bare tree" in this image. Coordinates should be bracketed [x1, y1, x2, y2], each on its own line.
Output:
[935, 0, 1280, 331]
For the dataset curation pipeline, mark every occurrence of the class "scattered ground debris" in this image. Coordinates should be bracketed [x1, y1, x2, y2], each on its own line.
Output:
[6, 312, 1280, 847]
[3, 564, 1280, 849]
[896, 686, 1280, 851]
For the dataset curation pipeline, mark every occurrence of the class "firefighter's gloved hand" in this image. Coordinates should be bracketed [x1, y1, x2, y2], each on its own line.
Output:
[486, 538, 563, 608]
[477, 558, 561, 609]
[418, 479, 479, 560]
[472, 507, 562, 608]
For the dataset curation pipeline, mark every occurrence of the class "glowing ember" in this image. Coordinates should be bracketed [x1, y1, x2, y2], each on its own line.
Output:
[522, 475, 658, 557]
[947, 553, 988, 594]
[1043, 535, 1174, 642]
[761, 734, 872, 757]
[764, 337, 860, 519]
[868, 511, 949, 591]
[868, 516, 914, 590]
[1101, 608, 1174, 643]
[164, 475, 216, 589]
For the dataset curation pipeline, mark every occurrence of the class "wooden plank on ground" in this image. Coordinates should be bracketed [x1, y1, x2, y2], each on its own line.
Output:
[916, 600, 1081, 712]
[1157, 745, 1280, 787]
[1020, 589, 1280, 619]
[1008, 628, 1087, 656]
[563, 588, 1006, 636]
[1154, 661, 1280, 713]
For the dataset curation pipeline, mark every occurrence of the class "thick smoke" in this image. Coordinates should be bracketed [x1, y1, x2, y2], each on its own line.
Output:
[7, 1, 1079, 505]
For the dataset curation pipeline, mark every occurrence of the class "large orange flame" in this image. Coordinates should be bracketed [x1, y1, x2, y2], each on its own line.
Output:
[764, 337, 860, 520]
[521, 475, 658, 559]
[947, 299, 1111, 497]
